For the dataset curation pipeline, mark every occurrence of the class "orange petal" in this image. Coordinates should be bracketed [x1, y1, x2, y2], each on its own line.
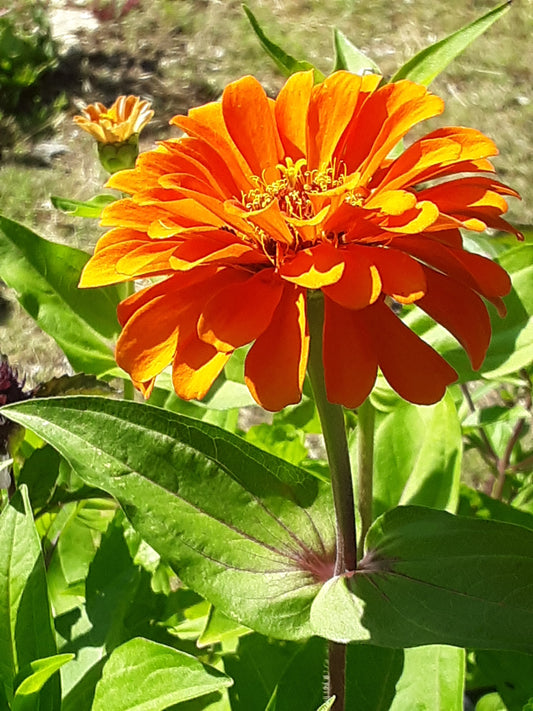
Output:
[116, 242, 179, 278]
[172, 101, 252, 190]
[245, 285, 309, 411]
[279, 242, 345, 288]
[198, 269, 283, 352]
[275, 70, 314, 160]
[116, 290, 181, 382]
[366, 299, 458, 405]
[323, 297, 378, 407]
[306, 71, 365, 170]
[174, 135, 243, 197]
[116, 267, 214, 326]
[377, 127, 498, 192]
[322, 245, 382, 309]
[222, 75, 283, 176]
[169, 234, 264, 271]
[417, 267, 491, 370]
[172, 338, 230, 401]
[342, 80, 444, 178]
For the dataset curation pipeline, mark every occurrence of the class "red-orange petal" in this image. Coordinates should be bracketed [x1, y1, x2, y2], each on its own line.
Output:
[417, 267, 491, 370]
[198, 269, 284, 352]
[279, 242, 345, 288]
[371, 247, 426, 304]
[366, 299, 458, 404]
[322, 245, 382, 309]
[323, 297, 378, 407]
[393, 237, 511, 314]
[245, 285, 309, 411]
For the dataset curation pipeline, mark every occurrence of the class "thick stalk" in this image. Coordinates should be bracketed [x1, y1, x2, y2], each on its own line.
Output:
[357, 398, 375, 554]
[306, 293, 357, 711]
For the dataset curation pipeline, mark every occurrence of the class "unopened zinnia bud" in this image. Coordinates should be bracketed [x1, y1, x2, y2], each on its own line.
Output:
[73, 95, 154, 172]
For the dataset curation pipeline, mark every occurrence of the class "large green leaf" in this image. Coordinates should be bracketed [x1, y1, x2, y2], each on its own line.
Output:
[388, 646, 464, 711]
[0, 215, 125, 376]
[3, 396, 335, 641]
[92, 638, 232, 711]
[310, 506, 533, 652]
[372, 392, 462, 518]
[345, 644, 464, 710]
[0, 486, 60, 708]
[391, 1, 511, 86]
[243, 5, 324, 80]
[404, 243, 533, 382]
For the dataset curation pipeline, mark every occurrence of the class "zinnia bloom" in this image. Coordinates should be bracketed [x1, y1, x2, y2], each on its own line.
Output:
[80, 71, 521, 411]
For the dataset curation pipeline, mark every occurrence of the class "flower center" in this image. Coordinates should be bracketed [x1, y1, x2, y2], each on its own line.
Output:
[241, 157, 347, 221]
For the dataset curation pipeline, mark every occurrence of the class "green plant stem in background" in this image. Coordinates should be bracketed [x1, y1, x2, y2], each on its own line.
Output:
[307, 292, 356, 710]
[357, 397, 375, 554]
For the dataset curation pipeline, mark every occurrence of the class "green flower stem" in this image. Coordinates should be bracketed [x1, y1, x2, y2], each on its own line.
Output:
[357, 397, 375, 553]
[307, 293, 357, 711]
[307, 293, 357, 574]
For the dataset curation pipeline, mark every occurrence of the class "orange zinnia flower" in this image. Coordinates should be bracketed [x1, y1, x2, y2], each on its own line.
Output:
[74, 95, 154, 144]
[80, 71, 521, 411]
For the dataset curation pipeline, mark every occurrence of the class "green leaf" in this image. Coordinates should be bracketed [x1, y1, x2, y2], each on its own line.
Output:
[92, 638, 232, 711]
[0, 215, 125, 376]
[458, 484, 533, 532]
[333, 29, 381, 74]
[245, 423, 308, 466]
[13, 654, 74, 711]
[197, 607, 250, 648]
[372, 392, 462, 518]
[3, 396, 335, 640]
[50, 194, 117, 219]
[265, 637, 326, 711]
[345, 645, 403, 710]
[56, 517, 141, 704]
[388, 646, 464, 711]
[475, 650, 533, 711]
[345, 644, 464, 710]
[225, 635, 299, 711]
[243, 5, 324, 80]
[316, 699, 335, 711]
[475, 692, 506, 711]
[310, 506, 533, 652]
[391, 1, 511, 86]
[0, 486, 60, 708]
[403, 243, 533, 382]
